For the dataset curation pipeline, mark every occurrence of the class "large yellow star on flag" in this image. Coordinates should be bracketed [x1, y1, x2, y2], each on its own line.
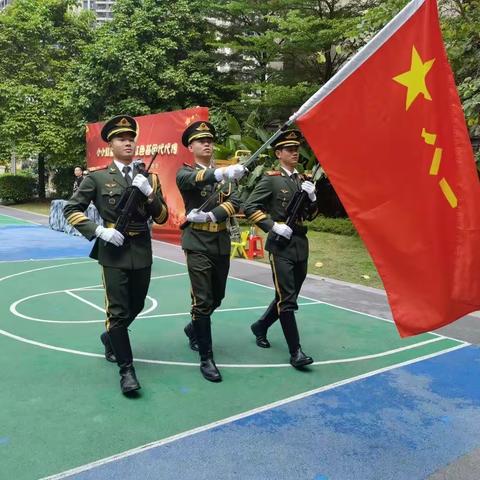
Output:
[393, 45, 435, 111]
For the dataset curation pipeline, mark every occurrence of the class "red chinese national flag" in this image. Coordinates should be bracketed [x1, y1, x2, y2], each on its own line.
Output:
[296, 0, 480, 336]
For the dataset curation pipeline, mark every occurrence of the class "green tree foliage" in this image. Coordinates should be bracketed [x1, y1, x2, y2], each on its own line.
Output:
[71, 0, 224, 122]
[209, 0, 375, 122]
[0, 0, 94, 196]
[440, 0, 480, 137]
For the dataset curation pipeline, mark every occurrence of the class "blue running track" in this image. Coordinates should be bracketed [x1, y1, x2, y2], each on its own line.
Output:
[62, 345, 480, 480]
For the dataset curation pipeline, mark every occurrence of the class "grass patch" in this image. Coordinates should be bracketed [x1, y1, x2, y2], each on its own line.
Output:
[249, 229, 383, 289]
[7, 200, 51, 216]
[306, 230, 382, 288]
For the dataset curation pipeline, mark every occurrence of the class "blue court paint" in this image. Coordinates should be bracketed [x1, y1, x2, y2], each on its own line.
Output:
[0, 225, 91, 260]
[65, 346, 480, 480]
[0, 437, 9, 445]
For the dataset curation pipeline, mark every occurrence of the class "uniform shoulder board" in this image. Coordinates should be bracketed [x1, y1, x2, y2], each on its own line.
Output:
[182, 162, 194, 169]
[265, 170, 281, 176]
[89, 165, 108, 172]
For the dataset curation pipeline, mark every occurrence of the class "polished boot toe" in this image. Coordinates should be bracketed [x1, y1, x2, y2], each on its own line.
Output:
[250, 322, 270, 348]
[120, 366, 141, 394]
[184, 323, 199, 351]
[290, 349, 314, 368]
[100, 332, 117, 363]
[200, 358, 222, 382]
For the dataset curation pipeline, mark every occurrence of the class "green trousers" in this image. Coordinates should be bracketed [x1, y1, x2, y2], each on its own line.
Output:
[102, 265, 151, 331]
[185, 250, 230, 319]
[269, 253, 308, 314]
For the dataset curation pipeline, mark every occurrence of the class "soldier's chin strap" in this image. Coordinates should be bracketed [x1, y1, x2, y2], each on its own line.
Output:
[180, 120, 294, 230]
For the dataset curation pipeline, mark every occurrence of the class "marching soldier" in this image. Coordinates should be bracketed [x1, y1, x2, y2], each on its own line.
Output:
[243, 129, 318, 368]
[177, 121, 246, 382]
[64, 115, 168, 395]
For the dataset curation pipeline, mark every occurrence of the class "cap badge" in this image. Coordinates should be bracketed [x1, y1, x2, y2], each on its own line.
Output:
[116, 118, 131, 127]
[197, 122, 210, 131]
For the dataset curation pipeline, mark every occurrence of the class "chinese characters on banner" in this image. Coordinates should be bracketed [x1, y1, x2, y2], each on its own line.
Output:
[86, 107, 209, 242]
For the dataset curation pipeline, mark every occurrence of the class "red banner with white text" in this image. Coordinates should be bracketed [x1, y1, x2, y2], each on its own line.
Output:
[86, 107, 209, 243]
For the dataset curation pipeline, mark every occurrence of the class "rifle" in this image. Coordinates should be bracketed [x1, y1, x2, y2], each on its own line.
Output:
[114, 151, 158, 235]
[273, 162, 322, 246]
[180, 122, 292, 230]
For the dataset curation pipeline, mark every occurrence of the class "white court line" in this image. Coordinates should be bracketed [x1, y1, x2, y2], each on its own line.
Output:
[8, 272, 189, 324]
[10, 290, 158, 324]
[0, 256, 93, 264]
[0, 260, 94, 282]
[65, 291, 105, 313]
[0, 325, 465, 369]
[0, 209, 42, 224]
[0, 205, 49, 218]
[140, 301, 320, 319]
[39, 342, 470, 480]
[0, 256, 465, 345]
[152, 255, 463, 344]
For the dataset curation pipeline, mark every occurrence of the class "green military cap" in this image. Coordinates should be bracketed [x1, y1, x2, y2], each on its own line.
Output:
[182, 121, 216, 147]
[271, 129, 304, 149]
[101, 115, 138, 142]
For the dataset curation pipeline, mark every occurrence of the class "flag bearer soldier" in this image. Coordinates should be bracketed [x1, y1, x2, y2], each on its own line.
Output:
[64, 115, 168, 395]
[243, 130, 318, 368]
[177, 121, 246, 382]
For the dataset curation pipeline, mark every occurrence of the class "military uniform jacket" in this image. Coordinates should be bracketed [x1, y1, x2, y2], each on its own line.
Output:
[243, 169, 318, 261]
[64, 161, 168, 269]
[176, 163, 241, 256]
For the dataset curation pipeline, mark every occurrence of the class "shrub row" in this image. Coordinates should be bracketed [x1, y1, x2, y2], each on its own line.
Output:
[0, 174, 37, 203]
[306, 215, 358, 236]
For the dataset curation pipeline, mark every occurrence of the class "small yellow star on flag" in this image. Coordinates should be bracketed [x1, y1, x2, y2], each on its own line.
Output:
[393, 45, 435, 111]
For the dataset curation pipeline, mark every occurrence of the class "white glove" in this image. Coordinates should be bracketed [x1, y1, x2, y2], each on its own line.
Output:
[95, 225, 124, 247]
[272, 222, 293, 240]
[225, 164, 246, 181]
[186, 209, 210, 223]
[214, 167, 226, 182]
[301, 180, 316, 202]
[214, 164, 247, 182]
[132, 174, 153, 197]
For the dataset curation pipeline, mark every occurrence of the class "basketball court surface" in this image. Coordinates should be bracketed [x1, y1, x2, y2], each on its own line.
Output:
[0, 205, 479, 480]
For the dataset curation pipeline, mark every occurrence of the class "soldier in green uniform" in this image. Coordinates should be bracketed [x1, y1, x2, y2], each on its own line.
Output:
[243, 129, 318, 368]
[64, 115, 168, 395]
[176, 121, 246, 382]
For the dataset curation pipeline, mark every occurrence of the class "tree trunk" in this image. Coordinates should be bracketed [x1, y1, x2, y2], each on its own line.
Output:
[38, 153, 45, 199]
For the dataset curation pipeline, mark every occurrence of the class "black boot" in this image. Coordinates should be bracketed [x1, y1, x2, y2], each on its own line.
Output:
[184, 321, 199, 351]
[250, 301, 278, 348]
[108, 327, 141, 394]
[100, 331, 117, 363]
[193, 317, 222, 382]
[279, 311, 314, 368]
[290, 348, 314, 368]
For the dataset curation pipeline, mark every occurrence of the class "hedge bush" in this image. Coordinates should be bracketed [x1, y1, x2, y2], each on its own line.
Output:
[306, 215, 358, 236]
[0, 174, 36, 203]
[238, 214, 357, 236]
